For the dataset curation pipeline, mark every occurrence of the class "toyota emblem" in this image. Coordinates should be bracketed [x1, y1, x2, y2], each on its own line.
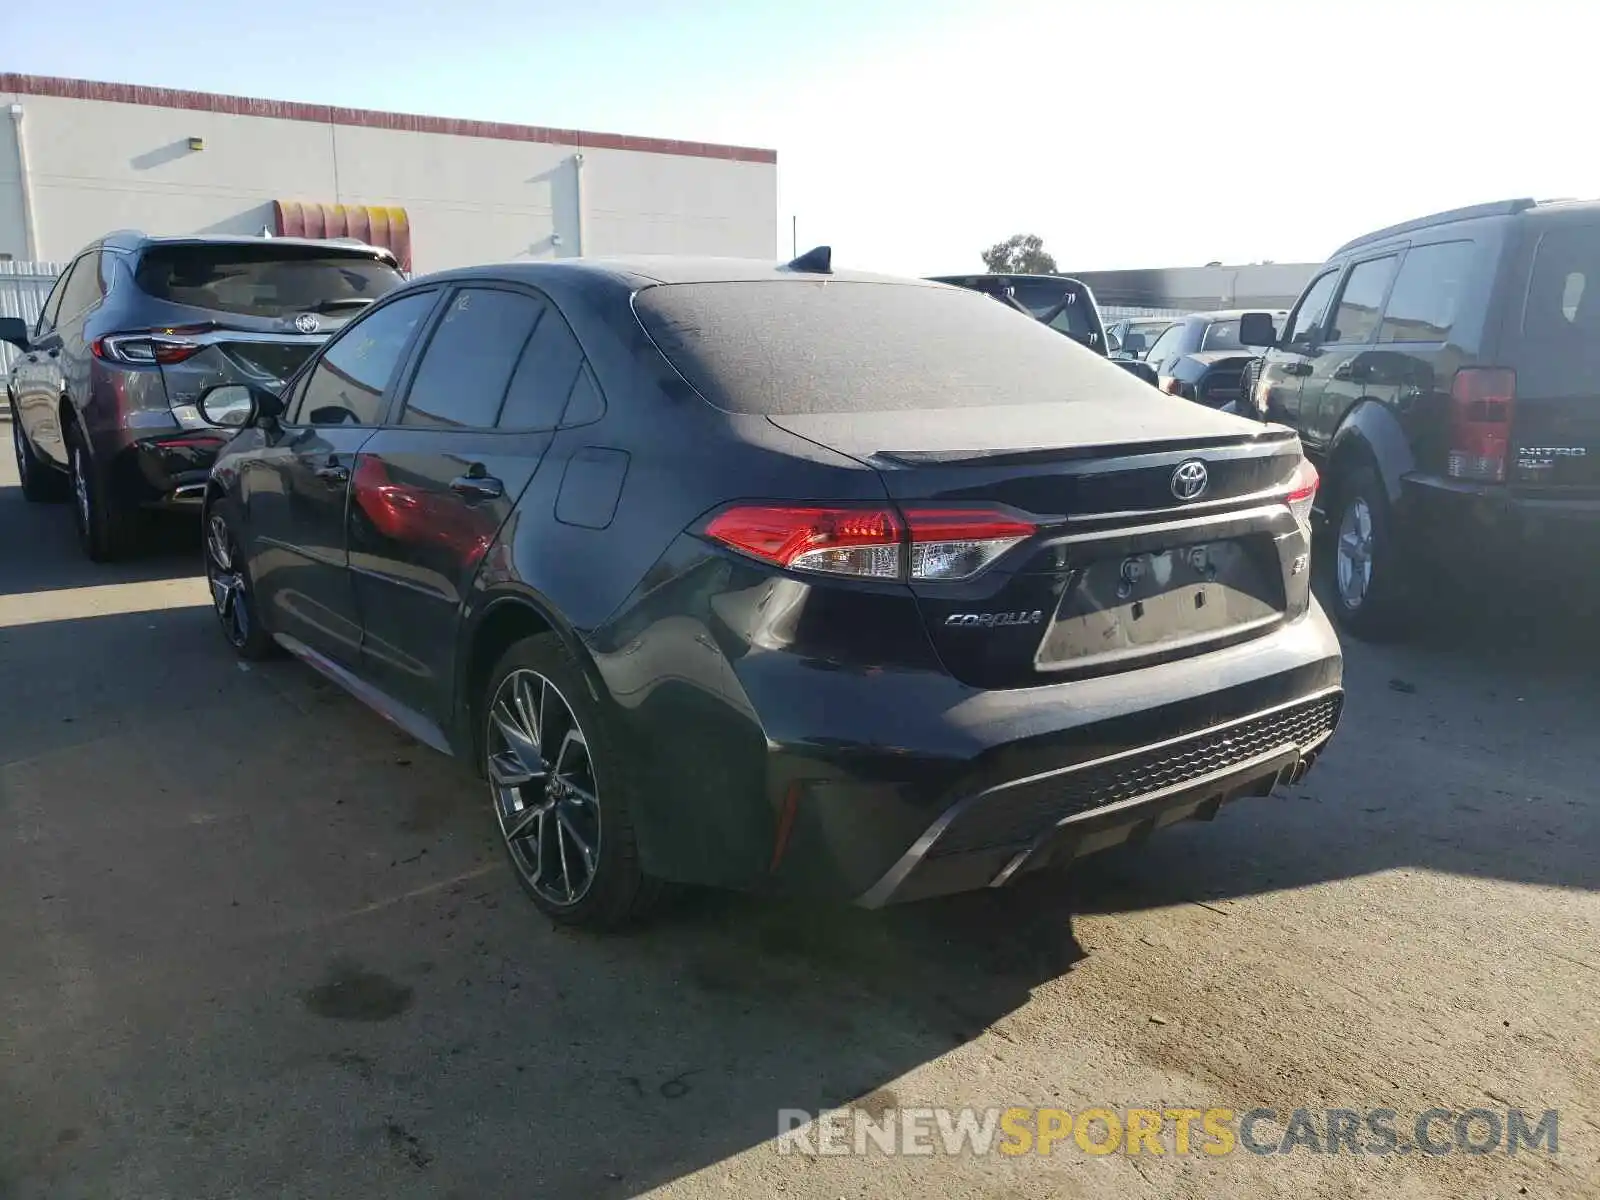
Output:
[1171, 459, 1209, 501]
[293, 313, 321, 334]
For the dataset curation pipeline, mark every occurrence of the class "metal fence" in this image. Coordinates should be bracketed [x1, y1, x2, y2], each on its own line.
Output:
[0, 261, 65, 380]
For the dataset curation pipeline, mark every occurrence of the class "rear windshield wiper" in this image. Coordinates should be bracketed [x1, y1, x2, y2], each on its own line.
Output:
[307, 298, 377, 314]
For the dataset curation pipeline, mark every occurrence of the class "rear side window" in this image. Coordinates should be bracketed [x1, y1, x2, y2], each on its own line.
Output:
[1514, 224, 1600, 397]
[1143, 323, 1185, 365]
[634, 280, 1161, 416]
[134, 244, 402, 318]
[56, 252, 103, 322]
[1283, 270, 1340, 346]
[1327, 256, 1398, 345]
[498, 303, 586, 430]
[401, 288, 542, 429]
[1378, 241, 1476, 343]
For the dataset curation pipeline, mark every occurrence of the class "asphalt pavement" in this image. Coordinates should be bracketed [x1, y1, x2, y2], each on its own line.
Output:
[0, 435, 1594, 1199]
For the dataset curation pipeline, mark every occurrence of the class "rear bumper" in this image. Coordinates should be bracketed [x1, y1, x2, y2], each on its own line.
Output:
[1403, 473, 1600, 552]
[100, 430, 229, 509]
[624, 600, 1343, 904]
[857, 685, 1339, 906]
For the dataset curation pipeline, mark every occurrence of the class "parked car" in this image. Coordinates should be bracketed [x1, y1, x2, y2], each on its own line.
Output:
[196, 248, 1342, 928]
[1, 232, 405, 560]
[1140, 309, 1287, 412]
[929, 273, 1161, 386]
[1242, 197, 1600, 637]
[1105, 316, 1175, 360]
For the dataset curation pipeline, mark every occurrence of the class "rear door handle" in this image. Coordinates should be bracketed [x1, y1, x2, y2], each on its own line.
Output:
[314, 462, 350, 486]
[450, 472, 504, 501]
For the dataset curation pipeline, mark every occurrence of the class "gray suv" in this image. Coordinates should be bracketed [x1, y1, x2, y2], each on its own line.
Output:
[2, 232, 405, 560]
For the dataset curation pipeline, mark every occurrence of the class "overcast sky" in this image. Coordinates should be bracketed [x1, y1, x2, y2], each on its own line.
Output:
[3, 0, 1590, 275]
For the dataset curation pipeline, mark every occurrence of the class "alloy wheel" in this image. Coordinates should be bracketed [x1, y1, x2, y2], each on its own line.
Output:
[206, 512, 251, 647]
[1336, 496, 1374, 611]
[486, 668, 602, 907]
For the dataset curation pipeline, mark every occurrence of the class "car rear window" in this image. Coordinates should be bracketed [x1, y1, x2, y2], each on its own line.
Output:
[634, 280, 1146, 416]
[1515, 224, 1600, 397]
[134, 244, 403, 317]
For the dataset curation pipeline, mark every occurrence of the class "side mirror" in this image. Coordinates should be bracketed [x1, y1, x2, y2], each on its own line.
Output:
[1122, 331, 1148, 356]
[1114, 360, 1160, 387]
[197, 382, 281, 428]
[0, 317, 28, 350]
[1238, 311, 1277, 348]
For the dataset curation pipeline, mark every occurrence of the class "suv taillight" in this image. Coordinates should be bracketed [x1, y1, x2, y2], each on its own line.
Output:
[92, 331, 205, 365]
[704, 505, 1036, 582]
[1448, 368, 1516, 483]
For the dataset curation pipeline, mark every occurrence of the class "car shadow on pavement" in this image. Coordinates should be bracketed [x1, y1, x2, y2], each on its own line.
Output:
[0, 485, 204, 597]
[0, 604, 1088, 1200]
[4, 580, 1598, 1196]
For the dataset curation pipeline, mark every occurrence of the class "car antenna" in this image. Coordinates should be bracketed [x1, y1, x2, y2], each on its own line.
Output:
[783, 245, 832, 274]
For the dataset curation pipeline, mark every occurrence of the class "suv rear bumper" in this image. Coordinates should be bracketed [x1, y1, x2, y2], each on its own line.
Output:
[1402, 473, 1600, 556]
[99, 428, 231, 509]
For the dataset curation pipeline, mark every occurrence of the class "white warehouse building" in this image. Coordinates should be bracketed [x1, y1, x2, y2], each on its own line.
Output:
[0, 74, 778, 273]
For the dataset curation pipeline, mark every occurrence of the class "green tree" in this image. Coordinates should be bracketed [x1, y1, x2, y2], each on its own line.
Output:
[981, 233, 1058, 275]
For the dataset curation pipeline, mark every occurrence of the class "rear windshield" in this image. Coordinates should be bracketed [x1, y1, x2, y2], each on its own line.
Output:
[134, 245, 403, 317]
[634, 279, 1146, 416]
[1515, 224, 1600, 396]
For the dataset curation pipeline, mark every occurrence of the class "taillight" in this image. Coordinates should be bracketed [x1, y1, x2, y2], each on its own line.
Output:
[704, 504, 1036, 581]
[92, 332, 204, 365]
[1285, 458, 1318, 539]
[1159, 376, 1186, 397]
[1448, 367, 1515, 483]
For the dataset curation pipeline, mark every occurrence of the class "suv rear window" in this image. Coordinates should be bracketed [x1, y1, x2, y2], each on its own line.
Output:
[1515, 224, 1600, 396]
[134, 244, 403, 317]
[635, 280, 1143, 416]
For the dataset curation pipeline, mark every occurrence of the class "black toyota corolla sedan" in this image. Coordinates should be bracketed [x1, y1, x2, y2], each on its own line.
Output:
[195, 250, 1343, 929]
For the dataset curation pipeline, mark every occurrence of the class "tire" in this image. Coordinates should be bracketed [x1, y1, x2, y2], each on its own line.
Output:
[1326, 465, 1411, 640]
[203, 505, 278, 661]
[9, 399, 68, 502]
[481, 633, 660, 930]
[66, 423, 142, 562]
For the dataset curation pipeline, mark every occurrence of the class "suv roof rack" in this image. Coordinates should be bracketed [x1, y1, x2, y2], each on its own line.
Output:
[1332, 198, 1536, 257]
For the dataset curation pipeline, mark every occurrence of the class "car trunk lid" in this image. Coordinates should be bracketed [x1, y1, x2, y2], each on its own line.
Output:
[769, 404, 1308, 688]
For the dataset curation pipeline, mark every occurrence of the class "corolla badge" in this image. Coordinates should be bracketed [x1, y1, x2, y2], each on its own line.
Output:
[1170, 458, 1209, 501]
[293, 313, 321, 334]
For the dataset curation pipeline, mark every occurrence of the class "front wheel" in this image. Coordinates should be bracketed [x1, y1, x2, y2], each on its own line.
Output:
[482, 633, 660, 930]
[1327, 465, 1411, 640]
[204, 507, 277, 660]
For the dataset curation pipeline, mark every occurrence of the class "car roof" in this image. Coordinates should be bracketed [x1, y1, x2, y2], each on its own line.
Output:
[416, 257, 947, 290]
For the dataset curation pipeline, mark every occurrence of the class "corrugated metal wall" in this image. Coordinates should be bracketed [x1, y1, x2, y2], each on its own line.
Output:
[0, 262, 65, 380]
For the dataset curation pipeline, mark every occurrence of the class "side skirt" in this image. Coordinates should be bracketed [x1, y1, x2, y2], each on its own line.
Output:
[273, 632, 455, 758]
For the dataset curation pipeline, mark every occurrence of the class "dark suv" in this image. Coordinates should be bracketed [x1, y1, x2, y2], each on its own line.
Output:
[194, 252, 1341, 929]
[2, 232, 405, 560]
[1244, 198, 1600, 637]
